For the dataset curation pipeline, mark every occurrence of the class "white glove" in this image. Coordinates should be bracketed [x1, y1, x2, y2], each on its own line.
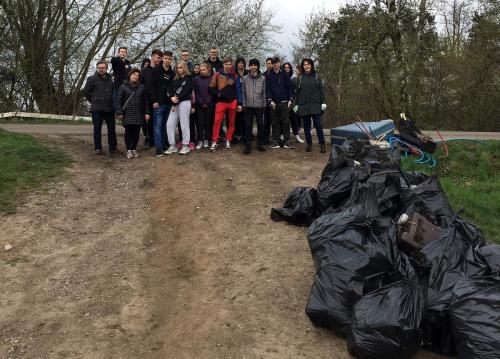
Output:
[293, 105, 299, 113]
[321, 104, 327, 111]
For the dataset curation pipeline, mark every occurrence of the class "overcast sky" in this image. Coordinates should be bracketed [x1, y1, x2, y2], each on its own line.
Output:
[265, 0, 346, 60]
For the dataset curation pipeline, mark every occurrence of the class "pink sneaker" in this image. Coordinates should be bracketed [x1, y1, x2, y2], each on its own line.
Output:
[176, 141, 182, 149]
[188, 142, 195, 150]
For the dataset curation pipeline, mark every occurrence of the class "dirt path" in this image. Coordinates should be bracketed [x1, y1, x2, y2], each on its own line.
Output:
[0, 130, 445, 358]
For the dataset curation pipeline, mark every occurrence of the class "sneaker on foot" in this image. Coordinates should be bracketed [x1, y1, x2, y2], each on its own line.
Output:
[243, 144, 251, 154]
[224, 139, 231, 149]
[284, 141, 295, 149]
[257, 145, 266, 152]
[132, 150, 140, 158]
[203, 140, 209, 148]
[179, 145, 190, 155]
[196, 141, 203, 150]
[306, 144, 312, 152]
[95, 149, 103, 155]
[295, 134, 305, 144]
[126, 150, 133, 159]
[268, 141, 280, 149]
[209, 142, 218, 152]
[188, 142, 195, 150]
[176, 141, 182, 149]
[165, 146, 178, 155]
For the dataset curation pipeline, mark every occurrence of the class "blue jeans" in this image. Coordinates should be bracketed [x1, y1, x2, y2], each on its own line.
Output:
[153, 104, 170, 153]
[302, 114, 325, 145]
[91, 111, 117, 150]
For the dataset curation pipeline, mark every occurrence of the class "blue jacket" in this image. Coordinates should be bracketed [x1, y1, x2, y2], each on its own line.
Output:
[266, 69, 294, 104]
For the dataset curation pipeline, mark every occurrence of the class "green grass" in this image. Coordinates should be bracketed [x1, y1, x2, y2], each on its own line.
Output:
[401, 141, 500, 243]
[0, 128, 72, 213]
[0, 117, 90, 125]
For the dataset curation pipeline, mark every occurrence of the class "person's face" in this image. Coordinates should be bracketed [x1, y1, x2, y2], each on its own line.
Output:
[96, 63, 107, 76]
[194, 65, 200, 74]
[210, 49, 218, 60]
[295, 67, 301, 76]
[199, 65, 209, 76]
[130, 72, 140, 82]
[118, 48, 127, 59]
[273, 61, 280, 71]
[249, 64, 258, 74]
[181, 52, 189, 61]
[176, 64, 184, 76]
[237, 62, 245, 70]
[303, 61, 312, 73]
[284, 64, 291, 73]
[266, 60, 272, 70]
[223, 62, 232, 73]
[142, 61, 150, 69]
[163, 55, 173, 67]
[151, 54, 161, 66]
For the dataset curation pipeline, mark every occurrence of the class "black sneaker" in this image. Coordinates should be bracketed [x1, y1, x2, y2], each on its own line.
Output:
[155, 150, 164, 157]
[95, 149, 103, 155]
[257, 145, 266, 152]
[243, 144, 251, 155]
[268, 141, 280, 149]
[283, 141, 294, 149]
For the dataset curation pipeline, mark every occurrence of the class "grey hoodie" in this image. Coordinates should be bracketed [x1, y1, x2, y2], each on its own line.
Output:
[242, 72, 266, 109]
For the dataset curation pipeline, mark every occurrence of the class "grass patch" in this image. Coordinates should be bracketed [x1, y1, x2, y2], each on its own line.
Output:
[0, 128, 72, 213]
[401, 141, 500, 243]
[0, 117, 90, 125]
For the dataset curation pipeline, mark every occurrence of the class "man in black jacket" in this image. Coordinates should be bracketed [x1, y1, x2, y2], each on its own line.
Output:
[141, 49, 163, 149]
[206, 47, 223, 73]
[266, 56, 294, 149]
[83, 60, 117, 155]
[150, 51, 174, 156]
[111, 47, 131, 94]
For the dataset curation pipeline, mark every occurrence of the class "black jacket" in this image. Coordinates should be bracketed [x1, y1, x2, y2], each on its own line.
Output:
[266, 69, 294, 104]
[111, 57, 131, 90]
[83, 72, 114, 113]
[295, 73, 325, 116]
[206, 57, 223, 73]
[115, 81, 150, 126]
[140, 65, 155, 103]
[167, 75, 194, 103]
[150, 65, 174, 105]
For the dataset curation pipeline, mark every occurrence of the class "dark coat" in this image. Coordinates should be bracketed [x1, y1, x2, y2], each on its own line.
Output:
[266, 69, 294, 104]
[193, 75, 213, 106]
[83, 72, 114, 113]
[295, 73, 325, 117]
[111, 57, 131, 90]
[167, 75, 194, 103]
[115, 81, 150, 126]
[150, 65, 174, 105]
[206, 57, 223, 73]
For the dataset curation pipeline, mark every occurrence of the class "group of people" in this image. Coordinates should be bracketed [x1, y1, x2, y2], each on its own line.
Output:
[83, 46, 327, 159]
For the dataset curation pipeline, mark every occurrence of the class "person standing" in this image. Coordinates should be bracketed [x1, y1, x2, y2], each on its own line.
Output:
[234, 57, 248, 143]
[165, 61, 194, 155]
[262, 57, 274, 144]
[150, 51, 174, 156]
[209, 57, 243, 152]
[140, 58, 151, 142]
[193, 63, 214, 149]
[83, 60, 118, 155]
[116, 69, 151, 158]
[283, 62, 305, 144]
[111, 47, 131, 101]
[180, 49, 194, 73]
[206, 47, 223, 73]
[241, 59, 267, 154]
[294, 58, 327, 153]
[266, 56, 294, 149]
[141, 49, 163, 149]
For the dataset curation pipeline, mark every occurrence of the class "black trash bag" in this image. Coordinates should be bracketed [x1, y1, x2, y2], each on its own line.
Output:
[449, 276, 500, 359]
[400, 176, 454, 228]
[347, 255, 429, 359]
[270, 187, 318, 227]
[400, 171, 429, 188]
[420, 219, 490, 355]
[306, 214, 401, 335]
[366, 171, 403, 217]
[478, 245, 500, 274]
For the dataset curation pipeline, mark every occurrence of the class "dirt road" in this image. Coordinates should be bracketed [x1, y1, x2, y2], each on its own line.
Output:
[0, 125, 446, 358]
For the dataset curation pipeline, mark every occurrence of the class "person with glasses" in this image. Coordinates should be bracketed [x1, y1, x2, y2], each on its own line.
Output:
[83, 60, 118, 155]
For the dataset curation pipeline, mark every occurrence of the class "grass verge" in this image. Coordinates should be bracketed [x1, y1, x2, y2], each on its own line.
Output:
[401, 141, 499, 243]
[0, 128, 72, 213]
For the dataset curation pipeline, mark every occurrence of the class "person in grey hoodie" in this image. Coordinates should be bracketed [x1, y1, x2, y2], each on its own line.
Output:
[241, 59, 267, 154]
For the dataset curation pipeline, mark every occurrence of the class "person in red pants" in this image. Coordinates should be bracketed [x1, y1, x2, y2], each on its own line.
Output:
[209, 57, 243, 152]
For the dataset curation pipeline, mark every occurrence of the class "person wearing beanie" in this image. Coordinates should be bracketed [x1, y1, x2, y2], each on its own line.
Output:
[234, 57, 248, 143]
[241, 58, 267, 154]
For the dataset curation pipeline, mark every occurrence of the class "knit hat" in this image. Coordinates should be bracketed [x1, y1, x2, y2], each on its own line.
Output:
[249, 58, 260, 67]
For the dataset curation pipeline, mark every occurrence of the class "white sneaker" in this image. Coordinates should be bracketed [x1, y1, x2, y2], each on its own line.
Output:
[196, 141, 203, 150]
[132, 150, 140, 158]
[295, 135, 305, 144]
[126, 150, 133, 159]
[209, 142, 218, 152]
[224, 139, 231, 149]
[165, 145, 178, 155]
[203, 140, 209, 148]
[179, 145, 190, 155]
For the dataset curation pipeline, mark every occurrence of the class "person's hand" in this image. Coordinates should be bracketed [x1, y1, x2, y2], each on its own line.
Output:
[153, 102, 159, 109]
[191, 108, 195, 114]
[237, 105, 242, 112]
[288, 100, 292, 109]
[171, 96, 179, 104]
[145, 114, 150, 121]
[321, 103, 327, 111]
[293, 105, 299, 113]
[171, 106, 177, 112]
[270, 101, 276, 110]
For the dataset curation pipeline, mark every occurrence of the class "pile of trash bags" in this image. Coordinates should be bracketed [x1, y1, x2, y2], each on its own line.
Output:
[271, 139, 500, 359]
